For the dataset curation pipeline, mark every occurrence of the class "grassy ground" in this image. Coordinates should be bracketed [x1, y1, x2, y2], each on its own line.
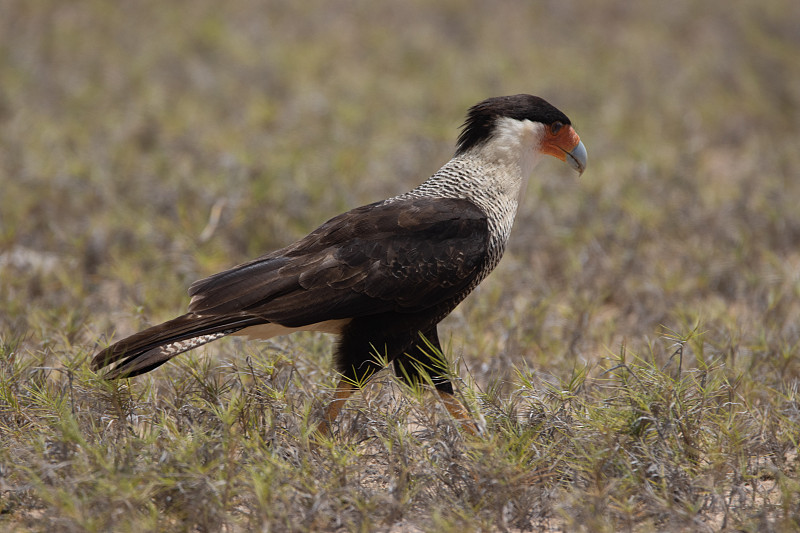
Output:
[1, 0, 800, 531]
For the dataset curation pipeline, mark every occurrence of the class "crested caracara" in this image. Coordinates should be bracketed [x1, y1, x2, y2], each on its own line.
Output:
[92, 94, 587, 436]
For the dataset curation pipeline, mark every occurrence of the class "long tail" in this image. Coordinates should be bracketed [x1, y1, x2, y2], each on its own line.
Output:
[91, 313, 266, 379]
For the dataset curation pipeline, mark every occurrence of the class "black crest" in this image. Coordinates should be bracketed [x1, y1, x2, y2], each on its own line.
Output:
[455, 94, 571, 155]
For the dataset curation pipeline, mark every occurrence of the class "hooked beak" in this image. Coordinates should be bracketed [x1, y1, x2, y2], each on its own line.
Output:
[565, 140, 587, 176]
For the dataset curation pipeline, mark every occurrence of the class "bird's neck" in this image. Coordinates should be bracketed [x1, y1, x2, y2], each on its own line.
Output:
[392, 153, 530, 251]
[414, 118, 545, 208]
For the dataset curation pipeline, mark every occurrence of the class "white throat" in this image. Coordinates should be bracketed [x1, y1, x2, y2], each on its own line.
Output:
[481, 117, 546, 186]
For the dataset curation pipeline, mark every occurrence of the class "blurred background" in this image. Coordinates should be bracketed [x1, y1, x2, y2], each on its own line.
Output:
[2, 2, 800, 530]
[1, 0, 799, 382]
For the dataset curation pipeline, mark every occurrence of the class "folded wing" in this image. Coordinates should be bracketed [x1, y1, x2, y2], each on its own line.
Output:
[92, 196, 490, 378]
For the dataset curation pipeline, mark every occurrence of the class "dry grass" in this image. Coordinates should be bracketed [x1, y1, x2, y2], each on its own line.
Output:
[2, 0, 800, 531]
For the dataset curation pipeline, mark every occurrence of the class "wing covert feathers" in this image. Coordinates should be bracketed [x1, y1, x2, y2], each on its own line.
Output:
[186, 197, 491, 325]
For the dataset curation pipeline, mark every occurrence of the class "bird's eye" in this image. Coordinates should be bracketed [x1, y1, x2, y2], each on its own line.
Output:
[550, 122, 564, 135]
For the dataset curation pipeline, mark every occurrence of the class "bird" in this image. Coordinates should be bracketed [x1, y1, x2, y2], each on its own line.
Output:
[92, 94, 587, 437]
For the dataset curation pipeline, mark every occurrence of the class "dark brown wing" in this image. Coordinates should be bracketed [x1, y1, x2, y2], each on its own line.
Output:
[93, 196, 490, 378]
[187, 197, 491, 326]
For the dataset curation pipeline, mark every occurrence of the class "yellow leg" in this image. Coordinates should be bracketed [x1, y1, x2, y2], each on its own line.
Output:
[438, 390, 480, 436]
[315, 381, 479, 439]
[315, 380, 357, 438]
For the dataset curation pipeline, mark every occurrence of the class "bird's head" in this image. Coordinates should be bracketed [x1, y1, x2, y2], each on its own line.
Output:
[455, 94, 587, 176]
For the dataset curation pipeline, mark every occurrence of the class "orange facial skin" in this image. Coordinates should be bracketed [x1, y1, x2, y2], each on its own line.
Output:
[541, 123, 581, 161]
[540, 123, 586, 175]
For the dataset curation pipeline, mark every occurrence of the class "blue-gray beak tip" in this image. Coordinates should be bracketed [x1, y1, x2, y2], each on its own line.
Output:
[566, 140, 587, 176]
